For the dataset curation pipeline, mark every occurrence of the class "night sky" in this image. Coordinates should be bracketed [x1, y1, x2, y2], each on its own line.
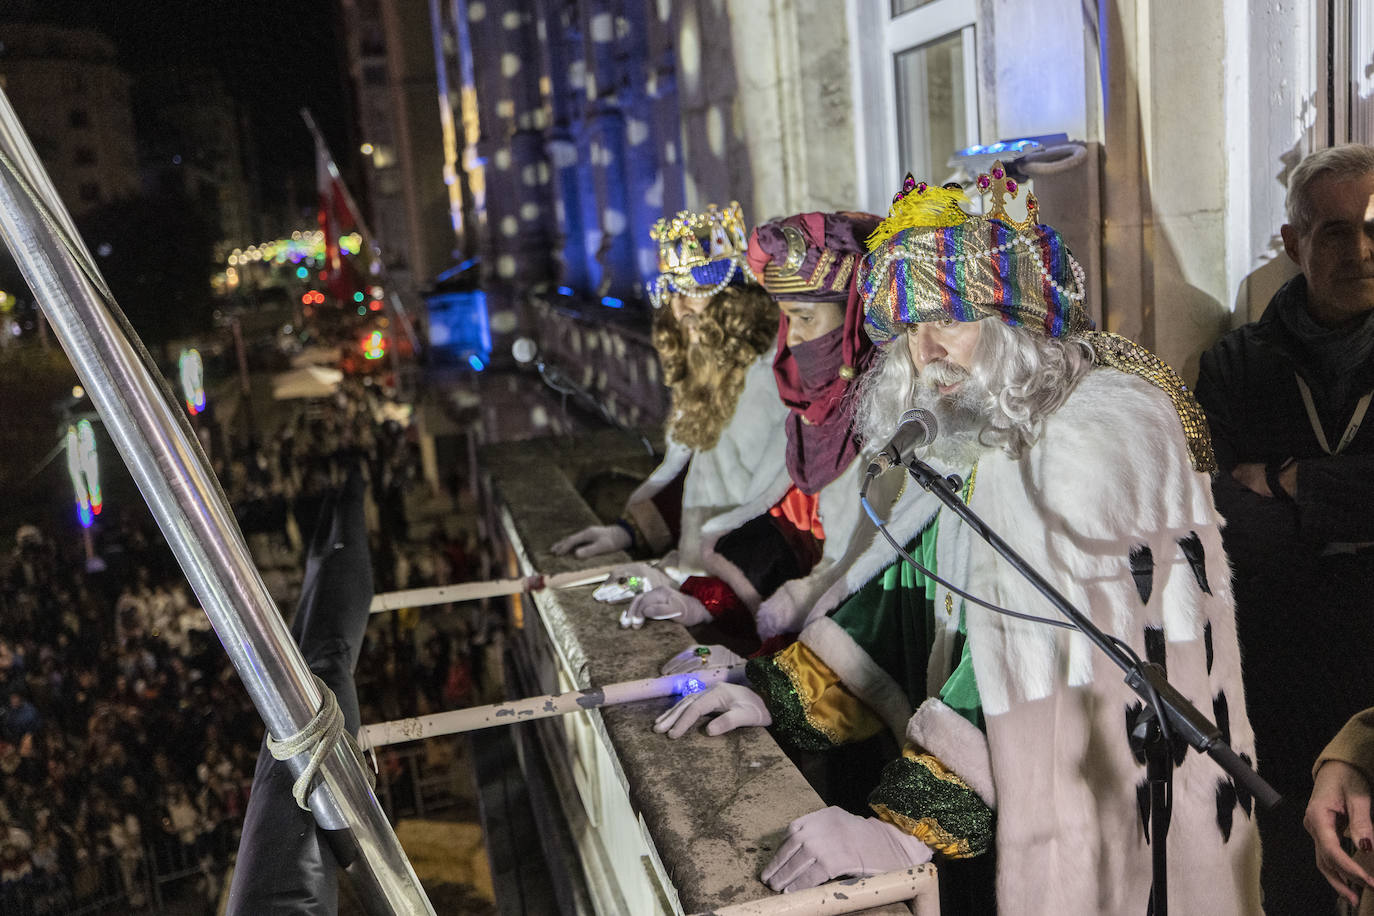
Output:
[1, 0, 356, 214]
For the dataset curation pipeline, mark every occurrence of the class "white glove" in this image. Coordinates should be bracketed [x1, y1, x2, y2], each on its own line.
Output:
[593, 562, 682, 603]
[621, 588, 712, 629]
[653, 683, 770, 738]
[660, 644, 746, 675]
[761, 806, 934, 893]
[550, 523, 631, 558]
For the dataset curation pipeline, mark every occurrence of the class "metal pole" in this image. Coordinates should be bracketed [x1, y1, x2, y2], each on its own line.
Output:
[368, 563, 617, 613]
[0, 90, 434, 916]
[360, 665, 746, 748]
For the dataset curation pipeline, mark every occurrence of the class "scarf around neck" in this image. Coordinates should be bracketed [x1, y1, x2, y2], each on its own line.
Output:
[1274, 275, 1374, 405]
[774, 322, 867, 494]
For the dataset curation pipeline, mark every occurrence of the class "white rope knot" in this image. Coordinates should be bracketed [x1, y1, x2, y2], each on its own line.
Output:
[266, 674, 372, 810]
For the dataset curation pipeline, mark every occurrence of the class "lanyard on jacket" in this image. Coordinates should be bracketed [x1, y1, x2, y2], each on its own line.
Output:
[1295, 374, 1373, 455]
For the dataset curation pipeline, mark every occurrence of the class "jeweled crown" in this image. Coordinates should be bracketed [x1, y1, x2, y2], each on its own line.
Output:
[858, 160, 1092, 343]
[867, 160, 1039, 249]
[651, 202, 750, 274]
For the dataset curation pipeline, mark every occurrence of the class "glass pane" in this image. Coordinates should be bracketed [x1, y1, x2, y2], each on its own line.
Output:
[893, 30, 968, 182]
[891, 0, 939, 16]
[1354, 0, 1374, 144]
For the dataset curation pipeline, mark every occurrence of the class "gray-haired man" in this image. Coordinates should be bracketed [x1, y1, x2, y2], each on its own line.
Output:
[1196, 142, 1374, 912]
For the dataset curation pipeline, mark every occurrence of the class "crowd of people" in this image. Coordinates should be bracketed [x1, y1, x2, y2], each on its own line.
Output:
[0, 516, 262, 913]
[0, 367, 499, 912]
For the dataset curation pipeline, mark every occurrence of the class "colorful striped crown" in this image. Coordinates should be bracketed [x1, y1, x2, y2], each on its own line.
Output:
[857, 161, 1092, 343]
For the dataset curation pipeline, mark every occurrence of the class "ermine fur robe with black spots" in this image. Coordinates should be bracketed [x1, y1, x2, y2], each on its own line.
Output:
[797, 366, 1263, 915]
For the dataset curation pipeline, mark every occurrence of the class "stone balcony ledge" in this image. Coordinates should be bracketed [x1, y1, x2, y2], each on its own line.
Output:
[481, 429, 914, 914]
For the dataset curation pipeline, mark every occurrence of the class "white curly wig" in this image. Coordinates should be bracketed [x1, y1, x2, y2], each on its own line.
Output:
[855, 318, 1096, 462]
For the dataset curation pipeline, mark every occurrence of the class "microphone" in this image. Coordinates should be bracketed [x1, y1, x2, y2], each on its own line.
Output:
[862, 408, 937, 496]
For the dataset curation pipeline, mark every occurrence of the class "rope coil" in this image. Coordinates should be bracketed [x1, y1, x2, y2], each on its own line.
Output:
[267, 674, 373, 810]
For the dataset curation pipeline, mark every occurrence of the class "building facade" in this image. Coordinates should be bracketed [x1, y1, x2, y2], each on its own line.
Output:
[0, 24, 140, 216]
[424, 0, 1374, 384]
[150, 72, 256, 257]
[339, 0, 455, 309]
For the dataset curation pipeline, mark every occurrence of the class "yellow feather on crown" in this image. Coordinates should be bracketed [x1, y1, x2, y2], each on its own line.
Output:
[864, 175, 971, 251]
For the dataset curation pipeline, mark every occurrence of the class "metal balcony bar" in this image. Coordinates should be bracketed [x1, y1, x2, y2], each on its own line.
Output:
[0, 88, 434, 916]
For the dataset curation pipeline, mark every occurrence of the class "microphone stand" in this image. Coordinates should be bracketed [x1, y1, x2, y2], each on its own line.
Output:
[898, 455, 1280, 916]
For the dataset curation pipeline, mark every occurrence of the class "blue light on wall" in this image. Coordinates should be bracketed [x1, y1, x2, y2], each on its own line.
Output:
[949, 133, 1070, 172]
[425, 289, 492, 367]
[601, 296, 623, 309]
[557, 286, 574, 296]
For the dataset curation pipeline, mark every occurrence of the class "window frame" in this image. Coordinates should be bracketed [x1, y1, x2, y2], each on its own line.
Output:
[849, 0, 980, 211]
[1318, 0, 1374, 145]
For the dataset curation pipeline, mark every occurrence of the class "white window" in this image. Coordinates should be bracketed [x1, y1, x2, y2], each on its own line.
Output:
[850, 0, 979, 211]
[1320, 0, 1374, 145]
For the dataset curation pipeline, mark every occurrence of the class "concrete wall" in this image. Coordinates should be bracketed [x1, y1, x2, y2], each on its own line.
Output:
[1101, 0, 1313, 379]
[720, 0, 860, 220]
[1223, 0, 1310, 327]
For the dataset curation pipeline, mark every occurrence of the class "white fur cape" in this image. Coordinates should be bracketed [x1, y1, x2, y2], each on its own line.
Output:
[798, 368, 1263, 915]
[626, 351, 790, 567]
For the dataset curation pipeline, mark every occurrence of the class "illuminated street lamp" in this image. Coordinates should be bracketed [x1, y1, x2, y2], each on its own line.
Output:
[363, 329, 386, 360]
[179, 347, 206, 415]
[65, 419, 101, 528]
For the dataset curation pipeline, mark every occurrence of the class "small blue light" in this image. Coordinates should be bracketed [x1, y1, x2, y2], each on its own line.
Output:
[467, 354, 485, 372]
[1014, 139, 1033, 151]
[601, 296, 623, 309]
[77, 504, 93, 529]
[557, 286, 574, 296]
[965, 144, 985, 155]
[988, 142, 1006, 153]
[676, 676, 705, 696]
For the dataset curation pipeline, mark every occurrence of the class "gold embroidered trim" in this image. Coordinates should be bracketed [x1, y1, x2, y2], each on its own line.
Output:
[1085, 332, 1217, 474]
[774, 646, 844, 745]
[872, 803, 974, 858]
[807, 248, 837, 289]
[962, 461, 978, 501]
[905, 749, 974, 788]
[829, 252, 856, 293]
[763, 264, 822, 293]
[763, 247, 843, 295]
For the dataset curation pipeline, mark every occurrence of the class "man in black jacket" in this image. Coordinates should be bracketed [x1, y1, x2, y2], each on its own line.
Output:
[1196, 143, 1374, 914]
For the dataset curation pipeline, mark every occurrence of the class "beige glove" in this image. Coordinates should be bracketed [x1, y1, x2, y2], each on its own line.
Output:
[653, 683, 771, 738]
[761, 806, 933, 893]
[550, 523, 630, 558]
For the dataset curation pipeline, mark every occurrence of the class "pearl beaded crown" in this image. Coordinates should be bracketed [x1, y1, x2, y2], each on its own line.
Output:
[646, 202, 758, 308]
[858, 161, 1093, 343]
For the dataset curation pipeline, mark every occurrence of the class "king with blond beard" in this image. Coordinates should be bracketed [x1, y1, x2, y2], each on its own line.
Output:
[552, 203, 790, 569]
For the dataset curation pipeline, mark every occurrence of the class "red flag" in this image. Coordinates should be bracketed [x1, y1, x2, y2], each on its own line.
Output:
[313, 130, 361, 304]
